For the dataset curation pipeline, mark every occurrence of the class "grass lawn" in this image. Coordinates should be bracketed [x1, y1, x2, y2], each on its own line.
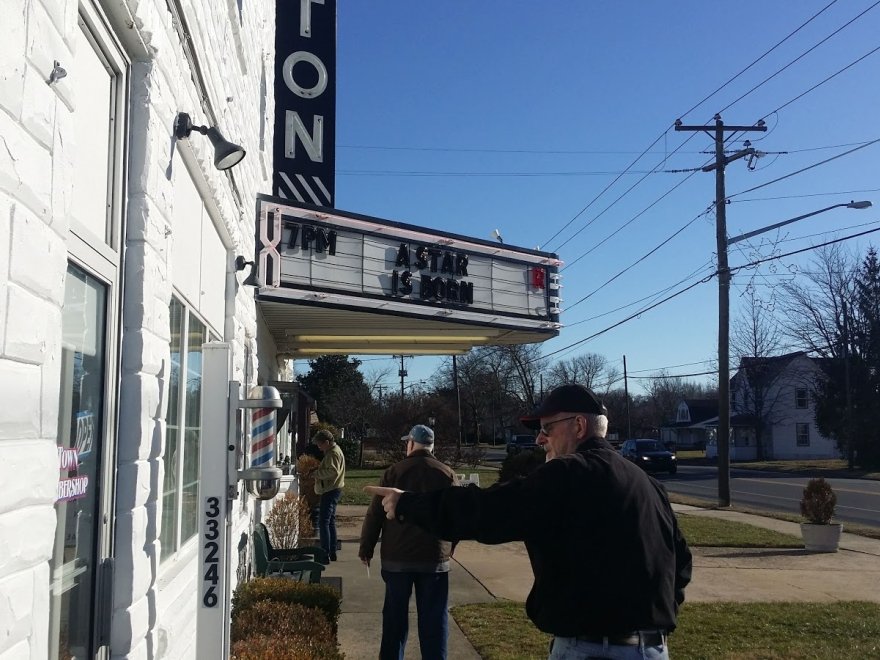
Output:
[451, 601, 880, 659]
[342, 468, 500, 505]
[733, 458, 880, 481]
[677, 514, 802, 547]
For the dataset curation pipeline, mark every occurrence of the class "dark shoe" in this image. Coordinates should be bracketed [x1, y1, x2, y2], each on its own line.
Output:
[329, 553, 338, 562]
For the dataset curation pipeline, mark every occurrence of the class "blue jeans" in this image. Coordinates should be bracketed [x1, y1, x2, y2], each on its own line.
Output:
[380, 569, 449, 660]
[549, 635, 669, 659]
[318, 488, 341, 557]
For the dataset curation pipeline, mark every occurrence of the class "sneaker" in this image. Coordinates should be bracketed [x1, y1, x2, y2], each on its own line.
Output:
[329, 553, 338, 562]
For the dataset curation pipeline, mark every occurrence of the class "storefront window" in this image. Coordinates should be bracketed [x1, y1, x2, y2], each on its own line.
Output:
[161, 297, 208, 559]
[50, 264, 107, 659]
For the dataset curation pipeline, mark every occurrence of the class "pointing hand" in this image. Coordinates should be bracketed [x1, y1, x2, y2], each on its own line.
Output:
[364, 485, 405, 520]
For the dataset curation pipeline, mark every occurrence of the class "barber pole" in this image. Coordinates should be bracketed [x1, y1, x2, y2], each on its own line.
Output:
[251, 406, 276, 467]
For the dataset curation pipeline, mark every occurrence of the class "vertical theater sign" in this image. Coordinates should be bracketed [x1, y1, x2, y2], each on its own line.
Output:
[274, 0, 336, 206]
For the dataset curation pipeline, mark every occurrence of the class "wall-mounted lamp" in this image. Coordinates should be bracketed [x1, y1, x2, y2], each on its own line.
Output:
[174, 112, 246, 170]
[235, 255, 260, 287]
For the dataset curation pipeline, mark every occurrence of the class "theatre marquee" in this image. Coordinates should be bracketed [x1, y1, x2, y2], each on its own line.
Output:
[251, 196, 562, 356]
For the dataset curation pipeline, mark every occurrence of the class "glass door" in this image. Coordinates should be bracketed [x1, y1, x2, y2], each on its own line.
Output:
[50, 265, 108, 659]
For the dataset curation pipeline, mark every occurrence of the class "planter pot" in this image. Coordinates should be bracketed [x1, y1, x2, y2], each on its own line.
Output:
[800, 522, 843, 552]
[278, 475, 299, 496]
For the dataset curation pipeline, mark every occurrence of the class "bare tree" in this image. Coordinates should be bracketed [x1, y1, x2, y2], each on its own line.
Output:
[730, 287, 788, 460]
[778, 244, 858, 358]
[548, 352, 621, 394]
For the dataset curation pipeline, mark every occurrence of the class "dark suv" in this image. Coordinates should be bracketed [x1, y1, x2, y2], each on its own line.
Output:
[620, 439, 677, 474]
[506, 434, 539, 456]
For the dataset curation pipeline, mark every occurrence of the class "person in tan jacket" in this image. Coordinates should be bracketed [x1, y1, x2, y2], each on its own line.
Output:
[313, 430, 345, 561]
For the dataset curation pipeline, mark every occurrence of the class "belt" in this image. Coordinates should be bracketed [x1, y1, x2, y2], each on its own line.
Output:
[575, 630, 666, 647]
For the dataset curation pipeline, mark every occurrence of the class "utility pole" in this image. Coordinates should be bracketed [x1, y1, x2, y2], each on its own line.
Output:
[843, 301, 854, 470]
[396, 355, 408, 398]
[452, 354, 462, 449]
[675, 114, 766, 507]
[623, 355, 632, 441]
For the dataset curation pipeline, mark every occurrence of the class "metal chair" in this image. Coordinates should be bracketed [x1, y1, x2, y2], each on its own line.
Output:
[251, 525, 325, 583]
[256, 523, 329, 565]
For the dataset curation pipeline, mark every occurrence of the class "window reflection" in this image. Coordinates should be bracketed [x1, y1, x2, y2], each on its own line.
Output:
[51, 264, 107, 659]
[161, 298, 209, 559]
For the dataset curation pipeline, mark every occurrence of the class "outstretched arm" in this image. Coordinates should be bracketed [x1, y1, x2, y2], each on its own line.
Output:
[363, 485, 404, 520]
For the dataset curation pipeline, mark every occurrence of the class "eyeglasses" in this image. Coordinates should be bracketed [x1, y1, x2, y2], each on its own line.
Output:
[538, 415, 579, 437]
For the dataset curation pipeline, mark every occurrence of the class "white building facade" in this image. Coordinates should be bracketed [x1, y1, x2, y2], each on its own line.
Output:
[0, 0, 278, 657]
[0, 1, 562, 658]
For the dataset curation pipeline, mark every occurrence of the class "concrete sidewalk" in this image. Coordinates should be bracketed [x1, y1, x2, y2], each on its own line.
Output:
[321, 504, 880, 659]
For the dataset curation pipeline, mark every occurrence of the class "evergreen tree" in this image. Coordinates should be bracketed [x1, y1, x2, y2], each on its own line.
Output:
[815, 247, 880, 467]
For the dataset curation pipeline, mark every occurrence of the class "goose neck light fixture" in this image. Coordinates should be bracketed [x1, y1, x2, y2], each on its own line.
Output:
[174, 112, 246, 171]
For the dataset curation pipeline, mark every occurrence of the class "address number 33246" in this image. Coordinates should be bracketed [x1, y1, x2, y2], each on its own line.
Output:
[202, 496, 221, 607]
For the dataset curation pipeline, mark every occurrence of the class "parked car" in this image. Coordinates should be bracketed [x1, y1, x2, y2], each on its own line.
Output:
[506, 434, 539, 456]
[620, 439, 677, 474]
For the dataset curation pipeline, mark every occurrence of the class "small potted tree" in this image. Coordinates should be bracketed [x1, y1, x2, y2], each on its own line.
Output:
[799, 477, 842, 552]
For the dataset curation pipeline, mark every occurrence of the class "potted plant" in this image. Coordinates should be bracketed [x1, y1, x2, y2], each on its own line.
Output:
[799, 477, 842, 552]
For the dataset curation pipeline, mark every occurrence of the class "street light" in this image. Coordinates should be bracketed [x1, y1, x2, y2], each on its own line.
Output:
[715, 199, 872, 506]
[728, 201, 873, 245]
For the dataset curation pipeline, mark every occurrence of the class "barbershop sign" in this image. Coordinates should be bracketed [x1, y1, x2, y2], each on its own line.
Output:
[273, 0, 336, 205]
[253, 196, 562, 328]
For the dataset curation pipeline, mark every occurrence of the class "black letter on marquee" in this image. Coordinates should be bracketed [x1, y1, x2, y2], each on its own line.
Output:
[455, 254, 469, 276]
[401, 271, 413, 295]
[391, 269, 398, 295]
[459, 281, 474, 304]
[441, 252, 454, 275]
[287, 224, 300, 249]
[428, 249, 441, 273]
[420, 274, 433, 299]
[446, 279, 459, 301]
[302, 225, 316, 251]
[395, 244, 410, 268]
[315, 228, 330, 253]
[327, 230, 337, 255]
[415, 245, 429, 270]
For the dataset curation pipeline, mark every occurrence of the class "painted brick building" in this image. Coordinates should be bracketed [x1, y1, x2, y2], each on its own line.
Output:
[0, 0, 278, 657]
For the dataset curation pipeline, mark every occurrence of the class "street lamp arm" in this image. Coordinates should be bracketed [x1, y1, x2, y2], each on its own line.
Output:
[727, 200, 872, 246]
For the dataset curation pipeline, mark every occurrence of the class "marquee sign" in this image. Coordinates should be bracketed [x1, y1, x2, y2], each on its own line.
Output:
[252, 196, 562, 331]
[273, 0, 336, 205]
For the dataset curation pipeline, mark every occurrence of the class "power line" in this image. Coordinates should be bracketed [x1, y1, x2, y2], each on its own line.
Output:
[719, 0, 880, 116]
[564, 206, 715, 309]
[540, 1, 845, 253]
[727, 138, 880, 200]
[729, 184, 880, 203]
[678, 0, 840, 121]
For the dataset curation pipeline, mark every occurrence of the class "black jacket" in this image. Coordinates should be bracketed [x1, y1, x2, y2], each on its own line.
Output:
[396, 437, 692, 636]
[360, 448, 458, 571]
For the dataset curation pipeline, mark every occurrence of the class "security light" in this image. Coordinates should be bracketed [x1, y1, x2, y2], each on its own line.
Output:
[174, 112, 246, 171]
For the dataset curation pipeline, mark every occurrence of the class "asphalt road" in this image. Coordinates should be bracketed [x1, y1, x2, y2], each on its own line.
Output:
[659, 465, 880, 529]
[481, 448, 879, 529]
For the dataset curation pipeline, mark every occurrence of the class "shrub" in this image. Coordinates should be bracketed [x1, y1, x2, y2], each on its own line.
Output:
[800, 477, 837, 524]
[231, 601, 333, 642]
[499, 447, 546, 483]
[232, 577, 341, 632]
[265, 492, 312, 548]
[231, 633, 342, 660]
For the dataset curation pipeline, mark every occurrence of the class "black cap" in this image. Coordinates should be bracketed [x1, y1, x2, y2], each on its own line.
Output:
[520, 384, 608, 430]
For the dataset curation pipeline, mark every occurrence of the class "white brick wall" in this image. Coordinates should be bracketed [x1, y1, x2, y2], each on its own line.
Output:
[0, 0, 276, 657]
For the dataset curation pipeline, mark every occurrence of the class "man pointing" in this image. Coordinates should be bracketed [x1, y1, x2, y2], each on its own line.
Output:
[365, 384, 691, 660]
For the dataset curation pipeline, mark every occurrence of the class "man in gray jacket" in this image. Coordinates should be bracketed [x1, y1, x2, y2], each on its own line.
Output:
[359, 425, 458, 660]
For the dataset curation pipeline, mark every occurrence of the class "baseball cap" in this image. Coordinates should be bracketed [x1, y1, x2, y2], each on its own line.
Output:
[520, 384, 608, 430]
[401, 424, 435, 445]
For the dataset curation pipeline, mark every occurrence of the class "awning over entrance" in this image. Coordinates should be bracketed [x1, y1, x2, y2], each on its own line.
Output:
[259, 300, 558, 357]
[251, 196, 563, 357]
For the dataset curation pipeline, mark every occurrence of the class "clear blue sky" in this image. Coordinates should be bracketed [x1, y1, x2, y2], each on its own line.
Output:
[296, 0, 880, 395]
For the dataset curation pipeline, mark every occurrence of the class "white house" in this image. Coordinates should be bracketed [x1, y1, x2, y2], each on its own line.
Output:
[0, 1, 562, 658]
[727, 351, 838, 461]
